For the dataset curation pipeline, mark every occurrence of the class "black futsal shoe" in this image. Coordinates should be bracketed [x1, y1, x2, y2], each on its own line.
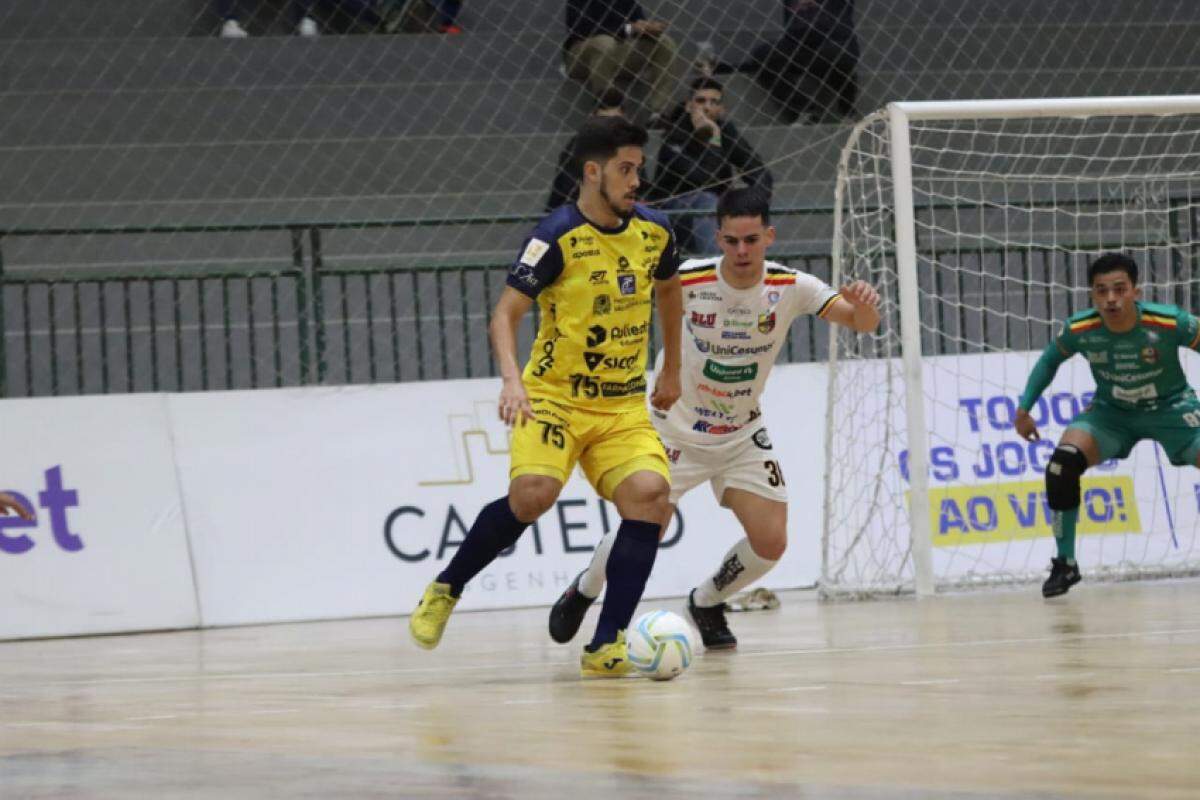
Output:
[687, 589, 737, 650]
[1042, 557, 1081, 598]
[549, 571, 597, 644]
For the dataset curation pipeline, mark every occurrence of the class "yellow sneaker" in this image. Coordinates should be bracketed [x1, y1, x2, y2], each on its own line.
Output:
[409, 581, 458, 650]
[580, 631, 635, 678]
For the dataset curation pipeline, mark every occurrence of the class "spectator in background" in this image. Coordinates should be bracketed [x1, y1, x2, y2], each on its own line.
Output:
[218, 0, 319, 37]
[702, 0, 859, 124]
[432, 1, 462, 33]
[757, 0, 859, 122]
[563, 0, 679, 123]
[650, 77, 773, 255]
[545, 89, 627, 212]
[0, 492, 33, 521]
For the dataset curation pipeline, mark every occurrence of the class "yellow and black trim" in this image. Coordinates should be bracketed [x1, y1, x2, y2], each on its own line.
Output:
[1141, 312, 1178, 330]
[816, 293, 841, 319]
[679, 265, 717, 286]
[1068, 312, 1102, 334]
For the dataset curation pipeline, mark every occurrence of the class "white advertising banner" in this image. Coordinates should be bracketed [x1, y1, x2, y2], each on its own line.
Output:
[0, 394, 198, 639]
[170, 363, 826, 627]
[895, 350, 1200, 581]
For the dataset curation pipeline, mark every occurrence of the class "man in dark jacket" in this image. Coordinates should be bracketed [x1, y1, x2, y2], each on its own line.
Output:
[651, 77, 773, 254]
[563, 0, 679, 121]
[753, 0, 860, 123]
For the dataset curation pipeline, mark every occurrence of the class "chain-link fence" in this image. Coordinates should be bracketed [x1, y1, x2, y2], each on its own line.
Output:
[3, 0, 1199, 396]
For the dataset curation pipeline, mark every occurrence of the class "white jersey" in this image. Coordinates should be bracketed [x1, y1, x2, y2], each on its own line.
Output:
[653, 256, 839, 446]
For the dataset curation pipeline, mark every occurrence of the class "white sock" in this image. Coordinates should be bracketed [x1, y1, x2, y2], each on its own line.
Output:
[691, 538, 778, 608]
[577, 530, 617, 598]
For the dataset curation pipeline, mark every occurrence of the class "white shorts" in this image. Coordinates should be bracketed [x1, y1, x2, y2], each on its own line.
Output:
[661, 427, 789, 506]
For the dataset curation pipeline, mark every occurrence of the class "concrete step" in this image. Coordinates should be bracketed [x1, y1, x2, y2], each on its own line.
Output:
[7, 15, 1194, 93]
[0, 122, 848, 218]
[4, 0, 1192, 39]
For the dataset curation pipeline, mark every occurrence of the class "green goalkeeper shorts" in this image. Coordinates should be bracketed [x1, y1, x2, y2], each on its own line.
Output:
[1069, 394, 1200, 467]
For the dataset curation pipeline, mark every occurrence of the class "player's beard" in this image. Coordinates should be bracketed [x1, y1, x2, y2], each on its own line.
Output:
[600, 181, 633, 220]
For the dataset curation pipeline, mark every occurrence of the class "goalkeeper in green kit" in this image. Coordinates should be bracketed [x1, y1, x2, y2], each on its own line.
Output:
[1015, 253, 1200, 598]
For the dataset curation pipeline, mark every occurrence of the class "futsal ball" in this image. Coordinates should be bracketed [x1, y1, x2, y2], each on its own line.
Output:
[628, 610, 697, 680]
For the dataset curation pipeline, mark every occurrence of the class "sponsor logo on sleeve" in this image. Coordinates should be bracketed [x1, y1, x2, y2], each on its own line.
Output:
[618, 274, 637, 295]
[593, 295, 612, 315]
[690, 311, 716, 328]
[586, 325, 607, 347]
[520, 238, 550, 266]
[752, 428, 773, 449]
[512, 263, 538, 288]
[590, 270, 607, 284]
[757, 312, 776, 333]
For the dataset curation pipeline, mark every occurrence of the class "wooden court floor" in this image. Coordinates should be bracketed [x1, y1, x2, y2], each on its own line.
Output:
[2, 580, 1199, 799]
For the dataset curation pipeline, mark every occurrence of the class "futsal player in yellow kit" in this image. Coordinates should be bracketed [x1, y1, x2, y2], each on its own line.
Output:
[408, 116, 684, 678]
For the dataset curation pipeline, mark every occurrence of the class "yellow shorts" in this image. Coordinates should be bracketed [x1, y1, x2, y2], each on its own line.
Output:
[510, 397, 670, 501]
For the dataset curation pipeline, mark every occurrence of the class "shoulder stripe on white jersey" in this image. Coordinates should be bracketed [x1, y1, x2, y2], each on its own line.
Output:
[679, 257, 721, 274]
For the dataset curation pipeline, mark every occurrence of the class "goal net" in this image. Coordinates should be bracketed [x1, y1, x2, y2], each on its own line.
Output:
[823, 96, 1200, 597]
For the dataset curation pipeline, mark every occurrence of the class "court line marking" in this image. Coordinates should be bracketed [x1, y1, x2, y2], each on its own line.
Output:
[1036, 672, 1097, 680]
[5, 626, 1199, 692]
[124, 714, 179, 721]
[1166, 666, 1200, 673]
[899, 678, 960, 686]
[1, 720, 150, 731]
[767, 685, 829, 693]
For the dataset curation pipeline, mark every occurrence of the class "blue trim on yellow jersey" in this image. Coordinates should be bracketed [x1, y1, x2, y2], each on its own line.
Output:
[508, 203, 677, 299]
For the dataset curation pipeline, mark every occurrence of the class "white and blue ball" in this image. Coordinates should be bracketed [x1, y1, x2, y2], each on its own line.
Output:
[628, 610, 697, 680]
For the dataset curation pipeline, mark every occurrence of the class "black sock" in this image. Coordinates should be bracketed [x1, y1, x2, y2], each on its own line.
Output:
[588, 519, 660, 649]
[436, 496, 529, 597]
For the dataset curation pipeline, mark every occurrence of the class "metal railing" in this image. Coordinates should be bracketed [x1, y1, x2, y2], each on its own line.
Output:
[0, 207, 838, 397]
[5, 199, 1198, 398]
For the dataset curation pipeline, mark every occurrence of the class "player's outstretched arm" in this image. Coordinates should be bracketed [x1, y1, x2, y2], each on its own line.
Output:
[489, 287, 535, 426]
[0, 491, 33, 521]
[650, 273, 683, 411]
[1015, 338, 1072, 442]
[824, 280, 881, 333]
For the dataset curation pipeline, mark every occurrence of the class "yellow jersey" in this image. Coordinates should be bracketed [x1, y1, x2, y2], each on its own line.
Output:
[508, 203, 679, 411]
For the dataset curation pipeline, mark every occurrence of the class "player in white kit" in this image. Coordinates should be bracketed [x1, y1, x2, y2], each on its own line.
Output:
[548, 188, 881, 649]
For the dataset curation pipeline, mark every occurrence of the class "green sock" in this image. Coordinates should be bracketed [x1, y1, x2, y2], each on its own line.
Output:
[1052, 508, 1078, 564]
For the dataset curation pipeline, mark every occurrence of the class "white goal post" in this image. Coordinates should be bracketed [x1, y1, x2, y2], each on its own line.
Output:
[823, 95, 1200, 598]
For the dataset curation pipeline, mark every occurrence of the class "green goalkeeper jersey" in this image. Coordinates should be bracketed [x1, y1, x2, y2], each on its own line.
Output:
[1019, 301, 1200, 412]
